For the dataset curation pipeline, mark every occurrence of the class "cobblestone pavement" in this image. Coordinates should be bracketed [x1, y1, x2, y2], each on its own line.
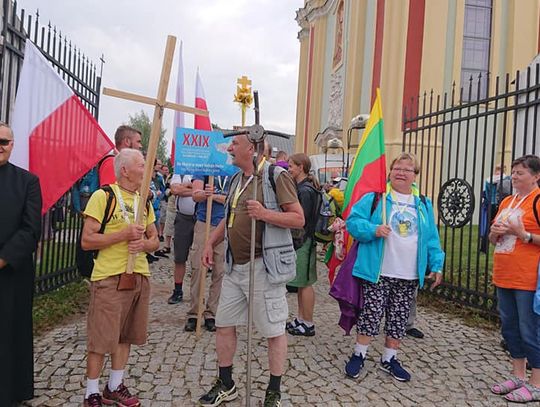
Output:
[27, 256, 518, 406]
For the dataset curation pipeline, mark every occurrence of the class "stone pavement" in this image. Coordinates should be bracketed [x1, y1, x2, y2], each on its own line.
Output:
[27, 257, 519, 406]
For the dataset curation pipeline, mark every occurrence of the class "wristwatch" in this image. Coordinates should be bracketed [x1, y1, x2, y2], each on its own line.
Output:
[522, 232, 533, 243]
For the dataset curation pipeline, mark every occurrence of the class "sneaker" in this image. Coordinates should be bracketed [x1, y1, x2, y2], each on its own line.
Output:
[205, 318, 216, 332]
[405, 327, 424, 339]
[83, 393, 102, 407]
[286, 318, 300, 331]
[102, 383, 140, 407]
[154, 249, 169, 258]
[168, 290, 183, 304]
[185, 318, 197, 332]
[198, 378, 238, 406]
[288, 322, 315, 337]
[263, 389, 281, 407]
[380, 356, 411, 382]
[344, 353, 364, 379]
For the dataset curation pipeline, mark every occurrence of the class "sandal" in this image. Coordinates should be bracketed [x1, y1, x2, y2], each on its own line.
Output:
[504, 384, 540, 403]
[491, 376, 525, 395]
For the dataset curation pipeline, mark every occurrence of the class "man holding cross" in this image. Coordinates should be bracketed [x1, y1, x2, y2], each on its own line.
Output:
[81, 148, 159, 407]
[199, 134, 304, 406]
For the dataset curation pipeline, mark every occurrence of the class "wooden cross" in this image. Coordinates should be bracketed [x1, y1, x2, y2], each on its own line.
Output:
[103, 35, 209, 277]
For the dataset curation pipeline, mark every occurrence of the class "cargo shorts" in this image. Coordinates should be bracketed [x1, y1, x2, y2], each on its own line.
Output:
[215, 258, 288, 338]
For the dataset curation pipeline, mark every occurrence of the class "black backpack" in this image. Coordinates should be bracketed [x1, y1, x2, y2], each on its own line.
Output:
[75, 186, 117, 278]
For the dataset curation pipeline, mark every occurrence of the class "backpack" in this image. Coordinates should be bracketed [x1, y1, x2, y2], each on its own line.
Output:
[75, 186, 151, 278]
[291, 181, 321, 249]
[313, 192, 339, 243]
[75, 186, 116, 278]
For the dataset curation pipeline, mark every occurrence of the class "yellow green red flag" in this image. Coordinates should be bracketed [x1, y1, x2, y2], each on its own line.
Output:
[342, 88, 386, 220]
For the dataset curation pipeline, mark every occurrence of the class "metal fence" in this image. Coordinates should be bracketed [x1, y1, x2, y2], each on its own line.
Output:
[402, 65, 540, 316]
[1, 0, 103, 295]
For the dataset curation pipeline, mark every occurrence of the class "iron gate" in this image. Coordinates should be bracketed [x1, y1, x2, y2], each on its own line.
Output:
[1, 0, 104, 295]
[402, 66, 540, 315]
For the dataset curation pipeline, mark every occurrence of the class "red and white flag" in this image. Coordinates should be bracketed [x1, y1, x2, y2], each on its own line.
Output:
[11, 39, 114, 213]
[194, 69, 212, 131]
[171, 41, 185, 166]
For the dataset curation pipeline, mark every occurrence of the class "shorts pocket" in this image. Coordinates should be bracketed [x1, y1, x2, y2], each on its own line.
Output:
[264, 247, 297, 285]
[264, 288, 288, 323]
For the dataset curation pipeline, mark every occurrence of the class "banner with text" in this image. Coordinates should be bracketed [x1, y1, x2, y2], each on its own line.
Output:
[174, 127, 237, 176]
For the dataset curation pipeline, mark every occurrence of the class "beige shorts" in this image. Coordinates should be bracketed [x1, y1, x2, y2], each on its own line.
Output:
[215, 258, 288, 338]
[87, 274, 150, 354]
[164, 199, 176, 238]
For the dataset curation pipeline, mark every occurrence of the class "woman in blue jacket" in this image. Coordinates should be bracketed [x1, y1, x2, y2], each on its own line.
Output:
[344, 152, 445, 382]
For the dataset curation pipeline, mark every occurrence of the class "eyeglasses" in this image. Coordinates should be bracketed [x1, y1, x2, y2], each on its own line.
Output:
[391, 167, 416, 174]
[0, 138, 13, 146]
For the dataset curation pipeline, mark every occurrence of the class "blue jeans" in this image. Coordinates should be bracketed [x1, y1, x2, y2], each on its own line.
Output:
[497, 287, 540, 368]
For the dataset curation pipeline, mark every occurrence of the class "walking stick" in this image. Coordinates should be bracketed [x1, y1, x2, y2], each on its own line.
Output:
[196, 176, 214, 338]
[245, 91, 261, 407]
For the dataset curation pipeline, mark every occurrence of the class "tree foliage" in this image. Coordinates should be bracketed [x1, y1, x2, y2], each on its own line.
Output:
[126, 110, 168, 164]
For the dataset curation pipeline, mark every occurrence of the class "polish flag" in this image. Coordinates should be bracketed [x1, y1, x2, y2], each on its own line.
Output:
[171, 41, 185, 166]
[194, 69, 212, 131]
[11, 39, 114, 214]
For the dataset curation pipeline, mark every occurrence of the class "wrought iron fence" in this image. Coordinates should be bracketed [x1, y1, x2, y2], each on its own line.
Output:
[402, 66, 540, 316]
[1, 0, 103, 295]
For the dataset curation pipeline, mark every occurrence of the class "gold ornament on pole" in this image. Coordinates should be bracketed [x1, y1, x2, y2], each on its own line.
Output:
[234, 75, 253, 126]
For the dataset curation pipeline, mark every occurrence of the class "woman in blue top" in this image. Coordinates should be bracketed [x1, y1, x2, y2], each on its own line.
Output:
[344, 152, 445, 382]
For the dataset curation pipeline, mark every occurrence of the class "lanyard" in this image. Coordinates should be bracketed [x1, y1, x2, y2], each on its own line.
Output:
[390, 191, 413, 217]
[228, 158, 265, 228]
[216, 176, 228, 193]
[112, 184, 138, 224]
[498, 192, 532, 223]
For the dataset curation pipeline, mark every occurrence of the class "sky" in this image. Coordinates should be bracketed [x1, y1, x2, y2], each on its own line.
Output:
[17, 0, 304, 153]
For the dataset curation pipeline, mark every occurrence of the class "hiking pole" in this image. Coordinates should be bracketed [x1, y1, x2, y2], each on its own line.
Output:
[245, 90, 261, 407]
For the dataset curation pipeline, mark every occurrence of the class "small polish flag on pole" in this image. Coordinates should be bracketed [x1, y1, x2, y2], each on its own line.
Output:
[11, 39, 114, 213]
[194, 68, 212, 131]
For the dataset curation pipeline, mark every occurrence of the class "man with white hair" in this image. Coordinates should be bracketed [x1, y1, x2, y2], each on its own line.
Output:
[81, 148, 159, 407]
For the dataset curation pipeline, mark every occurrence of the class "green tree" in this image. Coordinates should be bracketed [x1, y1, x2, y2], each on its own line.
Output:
[126, 110, 168, 164]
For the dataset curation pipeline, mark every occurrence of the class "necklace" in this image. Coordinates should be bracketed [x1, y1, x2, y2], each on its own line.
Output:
[112, 184, 139, 224]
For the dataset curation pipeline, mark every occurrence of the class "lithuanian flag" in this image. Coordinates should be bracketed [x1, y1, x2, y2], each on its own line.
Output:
[341, 88, 386, 220]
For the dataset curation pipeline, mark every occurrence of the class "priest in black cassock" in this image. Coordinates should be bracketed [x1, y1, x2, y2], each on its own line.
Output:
[0, 122, 42, 405]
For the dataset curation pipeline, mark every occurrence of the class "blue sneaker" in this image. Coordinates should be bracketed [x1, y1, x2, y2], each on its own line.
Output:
[380, 356, 411, 382]
[344, 353, 364, 379]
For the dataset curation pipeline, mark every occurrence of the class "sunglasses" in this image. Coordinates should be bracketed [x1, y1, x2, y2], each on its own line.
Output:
[0, 138, 13, 146]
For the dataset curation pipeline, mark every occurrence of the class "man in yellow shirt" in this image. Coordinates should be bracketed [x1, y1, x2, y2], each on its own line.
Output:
[81, 148, 159, 407]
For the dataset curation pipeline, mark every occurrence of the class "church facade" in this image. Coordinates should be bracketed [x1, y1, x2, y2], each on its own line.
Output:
[294, 0, 540, 160]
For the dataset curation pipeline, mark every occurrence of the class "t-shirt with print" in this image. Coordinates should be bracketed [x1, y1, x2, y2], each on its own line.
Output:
[227, 170, 298, 265]
[84, 184, 156, 281]
[493, 188, 540, 291]
[380, 191, 419, 280]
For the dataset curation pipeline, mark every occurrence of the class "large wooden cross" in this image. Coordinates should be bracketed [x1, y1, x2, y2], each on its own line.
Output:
[103, 35, 209, 277]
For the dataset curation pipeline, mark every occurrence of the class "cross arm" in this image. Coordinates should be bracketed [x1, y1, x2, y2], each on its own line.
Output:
[103, 87, 209, 116]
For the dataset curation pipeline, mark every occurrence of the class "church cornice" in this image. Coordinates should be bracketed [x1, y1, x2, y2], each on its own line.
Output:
[295, 0, 340, 38]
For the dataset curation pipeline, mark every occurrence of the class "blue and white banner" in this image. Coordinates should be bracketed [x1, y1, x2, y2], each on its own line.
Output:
[174, 127, 237, 176]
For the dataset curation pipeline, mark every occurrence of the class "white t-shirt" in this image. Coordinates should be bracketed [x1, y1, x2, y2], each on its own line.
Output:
[171, 174, 196, 215]
[380, 191, 418, 280]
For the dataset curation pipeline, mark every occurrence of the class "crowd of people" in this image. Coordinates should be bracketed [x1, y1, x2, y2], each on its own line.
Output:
[2, 119, 540, 405]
